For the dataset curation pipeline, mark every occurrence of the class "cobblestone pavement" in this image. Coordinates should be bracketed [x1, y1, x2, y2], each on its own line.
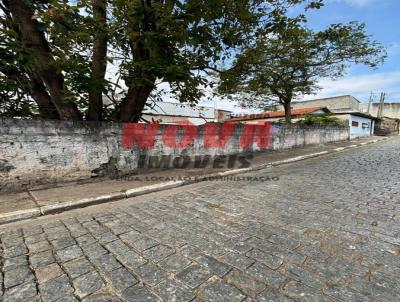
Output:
[1, 138, 400, 302]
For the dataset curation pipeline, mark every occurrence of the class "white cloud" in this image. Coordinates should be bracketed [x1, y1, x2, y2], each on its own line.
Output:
[206, 71, 400, 113]
[330, 0, 377, 8]
[159, 71, 400, 114]
[297, 71, 400, 103]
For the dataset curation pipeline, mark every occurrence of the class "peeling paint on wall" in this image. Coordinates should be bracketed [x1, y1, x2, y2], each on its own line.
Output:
[0, 159, 15, 173]
[0, 118, 349, 193]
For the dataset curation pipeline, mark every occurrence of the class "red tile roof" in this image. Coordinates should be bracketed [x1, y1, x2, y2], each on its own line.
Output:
[230, 107, 329, 122]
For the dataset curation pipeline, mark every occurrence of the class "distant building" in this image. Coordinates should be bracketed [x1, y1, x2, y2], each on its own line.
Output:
[229, 107, 331, 123]
[359, 102, 400, 119]
[230, 106, 377, 139]
[374, 117, 400, 136]
[287, 95, 361, 113]
[290, 94, 400, 137]
[142, 101, 231, 125]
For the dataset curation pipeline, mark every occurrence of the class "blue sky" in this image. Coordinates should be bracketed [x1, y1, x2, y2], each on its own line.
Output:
[205, 0, 400, 113]
[296, 0, 400, 103]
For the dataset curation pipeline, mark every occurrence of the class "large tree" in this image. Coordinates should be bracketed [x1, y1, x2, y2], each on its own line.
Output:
[219, 19, 386, 123]
[0, 0, 323, 121]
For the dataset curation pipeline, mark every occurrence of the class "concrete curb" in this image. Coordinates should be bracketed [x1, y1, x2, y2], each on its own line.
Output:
[0, 137, 389, 225]
[125, 181, 184, 198]
[218, 168, 253, 176]
[0, 209, 41, 225]
[40, 192, 126, 215]
[270, 151, 329, 166]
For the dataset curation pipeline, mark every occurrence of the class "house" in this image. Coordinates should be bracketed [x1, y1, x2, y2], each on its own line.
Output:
[374, 117, 400, 136]
[141, 101, 231, 125]
[229, 107, 331, 123]
[230, 105, 377, 139]
[331, 112, 377, 139]
[277, 95, 378, 138]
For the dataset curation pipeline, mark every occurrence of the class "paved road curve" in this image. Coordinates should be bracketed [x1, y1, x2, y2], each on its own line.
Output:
[1, 138, 400, 301]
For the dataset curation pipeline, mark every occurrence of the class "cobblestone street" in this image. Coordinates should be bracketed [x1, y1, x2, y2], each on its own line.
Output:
[1, 138, 400, 302]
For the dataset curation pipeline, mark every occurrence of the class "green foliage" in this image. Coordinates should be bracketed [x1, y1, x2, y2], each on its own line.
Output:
[0, 0, 328, 120]
[273, 119, 286, 125]
[218, 16, 386, 122]
[0, 0, 385, 121]
[296, 113, 343, 126]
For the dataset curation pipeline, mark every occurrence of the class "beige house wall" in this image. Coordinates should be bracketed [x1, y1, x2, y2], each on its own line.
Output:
[282, 95, 360, 112]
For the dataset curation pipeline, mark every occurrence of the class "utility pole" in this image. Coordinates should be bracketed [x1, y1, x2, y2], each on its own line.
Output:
[367, 92, 374, 114]
[377, 92, 386, 119]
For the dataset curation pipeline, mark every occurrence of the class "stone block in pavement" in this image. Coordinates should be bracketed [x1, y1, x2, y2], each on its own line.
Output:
[27, 240, 52, 254]
[23, 225, 43, 237]
[76, 234, 97, 246]
[3, 281, 37, 302]
[104, 240, 131, 256]
[39, 274, 74, 302]
[63, 257, 95, 279]
[117, 250, 147, 269]
[30, 250, 56, 268]
[120, 232, 159, 252]
[257, 289, 294, 302]
[35, 263, 64, 284]
[122, 284, 161, 302]
[196, 255, 231, 277]
[90, 253, 122, 272]
[73, 271, 105, 299]
[245, 262, 286, 289]
[246, 249, 283, 270]
[4, 265, 34, 288]
[51, 236, 77, 250]
[224, 269, 266, 298]
[82, 293, 121, 302]
[134, 263, 165, 286]
[3, 255, 28, 271]
[282, 281, 331, 301]
[158, 253, 192, 272]
[80, 242, 108, 258]
[143, 244, 175, 262]
[153, 279, 196, 302]
[56, 245, 83, 262]
[52, 295, 78, 302]
[97, 232, 119, 245]
[175, 264, 213, 289]
[3, 244, 28, 258]
[198, 280, 246, 302]
[104, 267, 138, 293]
[219, 251, 255, 270]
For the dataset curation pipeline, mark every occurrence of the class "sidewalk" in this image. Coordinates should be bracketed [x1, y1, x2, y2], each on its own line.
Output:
[0, 136, 390, 224]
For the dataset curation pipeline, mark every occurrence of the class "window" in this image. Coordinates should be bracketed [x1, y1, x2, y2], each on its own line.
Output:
[362, 123, 369, 128]
[352, 121, 359, 127]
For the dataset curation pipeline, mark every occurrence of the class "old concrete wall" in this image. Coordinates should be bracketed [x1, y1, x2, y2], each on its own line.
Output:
[359, 103, 400, 119]
[0, 118, 349, 193]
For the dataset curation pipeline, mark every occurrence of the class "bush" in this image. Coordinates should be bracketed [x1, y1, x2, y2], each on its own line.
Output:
[296, 114, 343, 126]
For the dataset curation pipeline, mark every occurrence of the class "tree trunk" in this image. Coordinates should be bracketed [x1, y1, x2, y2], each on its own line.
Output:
[0, 65, 59, 119]
[28, 73, 60, 119]
[283, 100, 292, 124]
[87, 0, 108, 121]
[118, 84, 155, 122]
[117, 0, 158, 122]
[5, 0, 82, 120]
